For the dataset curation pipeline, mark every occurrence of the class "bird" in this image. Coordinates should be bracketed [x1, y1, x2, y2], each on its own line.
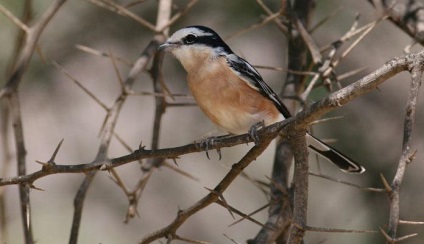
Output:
[158, 25, 365, 174]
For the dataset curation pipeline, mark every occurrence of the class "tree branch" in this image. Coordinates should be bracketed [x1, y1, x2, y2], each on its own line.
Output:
[368, 0, 424, 45]
[0, 48, 421, 185]
[140, 138, 273, 244]
[386, 54, 423, 242]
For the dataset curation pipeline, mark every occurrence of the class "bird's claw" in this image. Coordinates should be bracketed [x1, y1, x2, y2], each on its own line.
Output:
[196, 136, 222, 160]
[248, 121, 265, 145]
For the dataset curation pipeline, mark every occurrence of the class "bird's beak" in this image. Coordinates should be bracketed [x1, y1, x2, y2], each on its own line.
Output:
[157, 42, 178, 51]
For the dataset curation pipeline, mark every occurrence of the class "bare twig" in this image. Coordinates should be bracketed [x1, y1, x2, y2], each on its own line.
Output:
[305, 225, 377, 234]
[53, 62, 109, 111]
[0, 103, 11, 243]
[256, 0, 288, 34]
[75, 44, 133, 67]
[228, 201, 273, 228]
[309, 172, 385, 192]
[0, 49, 421, 187]
[367, 0, 424, 45]
[380, 226, 418, 243]
[140, 139, 273, 243]
[385, 56, 423, 242]
[0, 1, 68, 243]
[86, 0, 157, 32]
[225, 12, 282, 41]
[68, 40, 161, 243]
[0, 3, 29, 33]
[68, 7, 167, 240]
[0, 0, 68, 98]
[159, 0, 199, 32]
[294, 16, 322, 64]
[8, 93, 33, 243]
[399, 220, 424, 225]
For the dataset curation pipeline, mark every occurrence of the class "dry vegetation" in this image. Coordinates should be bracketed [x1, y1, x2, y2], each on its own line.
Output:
[0, 0, 424, 243]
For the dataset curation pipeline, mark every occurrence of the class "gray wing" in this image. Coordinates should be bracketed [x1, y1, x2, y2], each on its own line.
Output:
[226, 54, 291, 118]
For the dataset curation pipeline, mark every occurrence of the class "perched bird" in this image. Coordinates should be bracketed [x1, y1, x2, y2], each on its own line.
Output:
[158, 25, 365, 173]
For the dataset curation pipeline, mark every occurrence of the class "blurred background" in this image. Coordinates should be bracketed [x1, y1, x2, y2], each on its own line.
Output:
[0, 0, 423, 243]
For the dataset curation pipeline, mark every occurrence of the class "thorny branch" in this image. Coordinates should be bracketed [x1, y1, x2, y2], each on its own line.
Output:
[385, 57, 423, 243]
[0, 1, 68, 243]
[68, 2, 171, 241]
[0, 47, 423, 243]
[140, 139, 274, 244]
[368, 0, 424, 46]
[0, 1, 424, 243]
[250, 1, 316, 243]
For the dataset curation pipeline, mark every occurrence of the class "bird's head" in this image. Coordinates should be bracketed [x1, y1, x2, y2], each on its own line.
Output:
[158, 26, 233, 71]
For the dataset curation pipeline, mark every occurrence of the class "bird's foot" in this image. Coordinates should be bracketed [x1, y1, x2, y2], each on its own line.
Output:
[196, 136, 226, 160]
[248, 121, 265, 145]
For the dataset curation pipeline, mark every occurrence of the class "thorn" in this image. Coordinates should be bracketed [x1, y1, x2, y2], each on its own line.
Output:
[49, 139, 64, 163]
[399, 219, 424, 225]
[380, 173, 392, 197]
[218, 194, 235, 220]
[223, 234, 238, 244]
[30, 184, 45, 191]
[204, 187, 235, 219]
[407, 150, 417, 164]
[394, 233, 418, 242]
[291, 221, 305, 231]
[35, 160, 48, 166]
[171, 157, 179, 166]
[377, 227, 416, 242]
[138, 141, 146, 152]
[379, 227, 391, 241]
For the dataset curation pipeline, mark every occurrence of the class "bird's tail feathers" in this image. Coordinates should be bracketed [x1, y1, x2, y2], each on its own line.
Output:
[306, 133, 365, 174]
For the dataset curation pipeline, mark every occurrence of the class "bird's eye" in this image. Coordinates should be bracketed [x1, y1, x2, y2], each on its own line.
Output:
[185, 34, 197, 44]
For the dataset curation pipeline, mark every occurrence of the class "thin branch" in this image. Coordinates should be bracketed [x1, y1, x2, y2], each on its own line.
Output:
[86, 0, 157, 32]
[386, 56, 423, 241]
[333, 15, 385, 67]
[53, 62, 109, 111]
[309, 6, 343, 33]
[8, 93, 33, 243]
[399, 220, 424, 225]
[305, 225, 377, 233]
[225, 12, 282, 41]
[69, 7, 167, 240]
[0, 4, 29, 33]
[255, 0, 288, 34]
[294, 16, 322, 64]
[75, 44, 133, 67]
[0, 1, 68, 243]
[228, 202, 273, 228]
[0, 0, 68, 97]
[367, 0, 424, 45]
[309, 172, 385, 192]
[159, 0, 199, 32]
[0, 49, 421, 187]
[380, 227, 418, 243]
[140, 139, 273, 243]
[0, 103, 11, 244]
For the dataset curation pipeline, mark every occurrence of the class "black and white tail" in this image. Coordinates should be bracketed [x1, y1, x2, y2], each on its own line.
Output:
[306, 133, 365, 174]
